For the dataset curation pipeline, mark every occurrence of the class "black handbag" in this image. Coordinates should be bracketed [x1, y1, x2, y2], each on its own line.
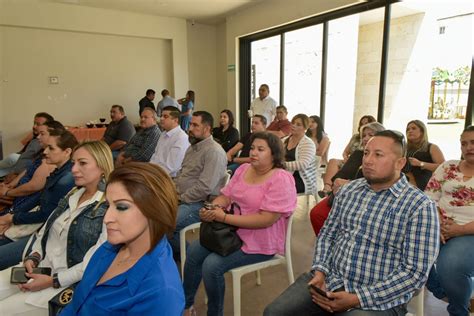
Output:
[200, 202, 242, 256]
[48, 283, 77, 316]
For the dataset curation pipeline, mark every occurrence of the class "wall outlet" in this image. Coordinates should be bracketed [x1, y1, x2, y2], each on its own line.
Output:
[49, 76, 59, 84]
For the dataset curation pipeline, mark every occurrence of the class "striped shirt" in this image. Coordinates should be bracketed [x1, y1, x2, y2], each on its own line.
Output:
[312, 175, 439, 310]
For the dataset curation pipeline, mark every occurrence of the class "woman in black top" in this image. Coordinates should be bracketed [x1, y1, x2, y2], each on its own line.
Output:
[404, 120, 445, 190]
[212, 109, 240, 152]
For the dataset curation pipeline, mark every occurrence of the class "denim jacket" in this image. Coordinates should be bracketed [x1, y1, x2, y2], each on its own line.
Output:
[39, 189, 107, 268]
[12, 160, 75, 225]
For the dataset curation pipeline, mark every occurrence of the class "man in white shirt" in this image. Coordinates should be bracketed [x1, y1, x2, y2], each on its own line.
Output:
[249, 84, 278, 126]
[157, 89, 181, 117]
[150, 106, 190, 177]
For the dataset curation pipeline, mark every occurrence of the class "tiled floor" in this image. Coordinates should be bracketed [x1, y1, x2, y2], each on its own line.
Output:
[186, 196, 455, 315]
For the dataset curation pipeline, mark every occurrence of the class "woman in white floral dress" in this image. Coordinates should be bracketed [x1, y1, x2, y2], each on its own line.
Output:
[424, 125, 474, 316]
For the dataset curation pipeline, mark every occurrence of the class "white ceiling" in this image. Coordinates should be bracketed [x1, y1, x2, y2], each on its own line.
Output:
[50, 0, 474, 26]
[51, 0, 268, 24]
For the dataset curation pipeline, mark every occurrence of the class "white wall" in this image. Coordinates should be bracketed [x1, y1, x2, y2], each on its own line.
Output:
[1, 26, 173, 153]
[186, 22, 219, 122]
[0, 0, 189, 153]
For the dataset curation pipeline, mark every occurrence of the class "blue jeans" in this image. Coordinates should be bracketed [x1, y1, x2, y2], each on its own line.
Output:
[168, 202, 203, 257]
[264, 272, 407, 316]
[0, 236, 30, 270]
[426, 235, 474, 316]
[183, 241, 273, 316]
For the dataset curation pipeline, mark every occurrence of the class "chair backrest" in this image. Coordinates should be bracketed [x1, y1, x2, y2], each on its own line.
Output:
[224, 170, 232, 186]
[284, 214, 294, 259]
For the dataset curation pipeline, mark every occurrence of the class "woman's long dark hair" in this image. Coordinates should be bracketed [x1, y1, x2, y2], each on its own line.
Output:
[306, 115, 325, 143]
[219, 109, 235, 128]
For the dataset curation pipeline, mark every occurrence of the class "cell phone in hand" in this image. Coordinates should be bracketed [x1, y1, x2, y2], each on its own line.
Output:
[308, 284, 333, 300]
[10, 267, 52, 284]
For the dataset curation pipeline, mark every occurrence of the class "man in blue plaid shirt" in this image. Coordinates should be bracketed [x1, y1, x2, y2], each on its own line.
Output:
[265, 130, 439, 315]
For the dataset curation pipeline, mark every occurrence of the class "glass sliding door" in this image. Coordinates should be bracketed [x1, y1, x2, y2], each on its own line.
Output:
[325, 9, 383, 160]
[283, 24, 323, 118]
[386, 2, 473, 160]
[250, 35, 281, 105]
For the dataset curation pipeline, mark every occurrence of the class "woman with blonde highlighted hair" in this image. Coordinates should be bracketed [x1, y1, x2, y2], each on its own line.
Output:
[62, 162, 184, 315]
[404, 119, 445, 190]
[0, 140, 113, 315]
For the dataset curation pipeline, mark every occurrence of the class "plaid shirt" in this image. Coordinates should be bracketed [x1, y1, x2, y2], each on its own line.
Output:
[123, 125, 161, 162]
[312, 175, 439, 310]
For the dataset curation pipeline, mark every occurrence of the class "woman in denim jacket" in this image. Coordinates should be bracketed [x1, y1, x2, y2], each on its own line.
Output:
[0, 130, 78, 270]
[0, 140, 114, 315]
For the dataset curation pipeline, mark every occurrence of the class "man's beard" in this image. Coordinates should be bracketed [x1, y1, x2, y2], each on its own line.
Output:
[188, 134, 203, 145]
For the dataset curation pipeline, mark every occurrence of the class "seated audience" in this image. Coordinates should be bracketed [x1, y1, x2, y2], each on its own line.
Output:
[116, 108, 161, 166]
[424, 125, 474, 316]
[321, 115, 376, 196]
[404, 120, 445, 190]
[169, 111, 227, 256]
[343, 115, 376, 161]
[61, 163, 184, 315]
[306, 115, 330, 166]
[283, 114, 317, 195]
[310, 122, 385, 235]
[0, 121, 65, 213]
[265, 130, 439, 316]
[0, 130, 77, 270]
[183, 132, 297, 316]
[157, 89, 180, 116]
[102, 105, 136, 158]
[138, 88, 156, 115]
[267, 105, 292, 138]
[212, 109, 240, 152]
[318, 121, 384, 197]
[0, 140, 113, 315]
[179, 90, 195, 131]
[226, 115, 267, 174]
[0, 112, 54, 181]
[150, 106, 190, 177]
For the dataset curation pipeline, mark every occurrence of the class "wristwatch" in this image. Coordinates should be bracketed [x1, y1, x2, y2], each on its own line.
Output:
[420, 162, 425, 169]
[52, 273, 61, 289]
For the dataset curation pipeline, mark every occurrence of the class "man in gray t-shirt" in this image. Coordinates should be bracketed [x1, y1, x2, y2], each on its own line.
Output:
[102, 105, 135, 158]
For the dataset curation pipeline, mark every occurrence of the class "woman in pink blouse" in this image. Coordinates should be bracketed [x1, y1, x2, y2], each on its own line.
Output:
[425, 125, 474, 316]
[183, 132, 297, 316]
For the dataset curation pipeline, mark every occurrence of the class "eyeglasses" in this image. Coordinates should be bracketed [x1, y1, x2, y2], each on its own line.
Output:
[375, 130, 407, 156]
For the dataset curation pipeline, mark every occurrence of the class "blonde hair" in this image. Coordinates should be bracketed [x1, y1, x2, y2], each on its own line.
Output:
[74, 141, 114, 179]
[406, 120, 429, 151]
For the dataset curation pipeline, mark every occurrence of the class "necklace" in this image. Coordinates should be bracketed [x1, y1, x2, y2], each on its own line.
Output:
[114, 255, 140, 267]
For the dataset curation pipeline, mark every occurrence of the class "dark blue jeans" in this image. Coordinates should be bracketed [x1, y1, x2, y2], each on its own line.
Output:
[426, 235, 474, 316]
[0, 236, 30, 270]
[168, 202, 204, 257]
[183, 241, 273, 316]
[264, 272, 407, 316]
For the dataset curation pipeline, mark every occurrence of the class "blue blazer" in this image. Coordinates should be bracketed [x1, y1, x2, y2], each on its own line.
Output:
[60, 238, 184, 315]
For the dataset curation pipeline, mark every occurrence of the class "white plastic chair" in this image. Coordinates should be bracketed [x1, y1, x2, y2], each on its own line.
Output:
[407, 287, 424, 316]
[227, 214, 295, 316]
[179, 222, 201, 276]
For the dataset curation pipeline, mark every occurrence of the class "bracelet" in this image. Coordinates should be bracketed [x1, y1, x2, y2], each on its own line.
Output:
[4, 190, 10, 197]
[24, 254, 40, 267]
[223, 213, 227, 223]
